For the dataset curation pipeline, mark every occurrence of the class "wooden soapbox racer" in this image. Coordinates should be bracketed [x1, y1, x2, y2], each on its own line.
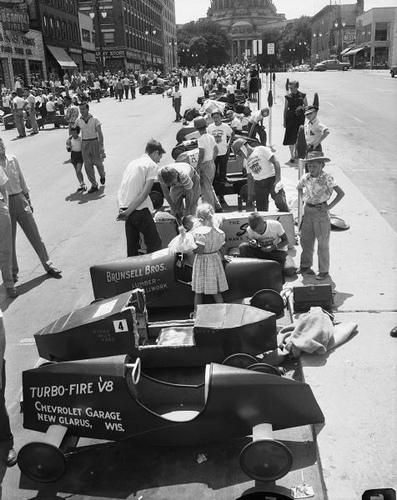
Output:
[33, 290, 278, 368]
[89, 248, 283, 307]
[18, 355, 324, 484]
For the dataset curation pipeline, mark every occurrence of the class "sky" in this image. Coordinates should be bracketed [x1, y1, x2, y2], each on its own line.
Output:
[175, 0, 397, 24]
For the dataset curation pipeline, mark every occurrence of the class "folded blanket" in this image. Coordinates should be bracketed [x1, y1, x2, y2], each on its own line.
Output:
[262, 307, 358, 361]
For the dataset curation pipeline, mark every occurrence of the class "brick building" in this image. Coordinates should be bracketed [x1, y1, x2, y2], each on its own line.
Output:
[79, 0, 170, 72]
[346, 7, 397, 68]
[310, 0, 364, 64]
[26, 0, 82, 76]
[0, 1, 47, 88]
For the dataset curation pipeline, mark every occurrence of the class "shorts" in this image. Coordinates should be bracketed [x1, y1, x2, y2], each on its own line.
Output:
[71, 151, 83, 166]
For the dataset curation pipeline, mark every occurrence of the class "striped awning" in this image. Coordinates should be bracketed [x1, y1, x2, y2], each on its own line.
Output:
[47, 45, 77, 69]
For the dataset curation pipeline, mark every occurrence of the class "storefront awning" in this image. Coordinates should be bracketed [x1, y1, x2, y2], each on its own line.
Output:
[340, 47, 353, 56]
[83, 52, 97, 64]
[47, 45, 77, 69]
[345, 46, 367, 56]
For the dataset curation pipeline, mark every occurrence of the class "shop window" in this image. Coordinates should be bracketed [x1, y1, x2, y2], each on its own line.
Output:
[103, 32, 115, 45]
[56, 19, 60, 37]
[82, 29, 91, 43]
[375, 22, 388, 41]
[62, 21, 67, 39]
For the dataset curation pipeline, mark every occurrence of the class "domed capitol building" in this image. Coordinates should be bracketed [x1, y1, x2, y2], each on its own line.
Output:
[207, 0, 289, 62]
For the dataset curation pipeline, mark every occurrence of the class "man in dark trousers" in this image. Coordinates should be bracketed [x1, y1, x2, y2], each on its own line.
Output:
[117, 139, 164, 256]
[171, 83, 182, 122]
[0, 310, 17, 468]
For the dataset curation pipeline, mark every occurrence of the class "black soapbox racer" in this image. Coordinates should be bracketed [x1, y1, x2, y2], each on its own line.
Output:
[33, 288, 281, 369]
[18, 355, 324, 484]
[89, 248, 283, 310]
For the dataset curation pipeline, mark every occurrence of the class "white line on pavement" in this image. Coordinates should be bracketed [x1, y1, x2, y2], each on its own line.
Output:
[353, 116, 365, 123]
[325, 101, 336, 107]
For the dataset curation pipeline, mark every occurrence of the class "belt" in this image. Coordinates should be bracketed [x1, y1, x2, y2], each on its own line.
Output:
[202, 251, 219, 254]
[306, 201, 327, 207]
[82, 138, 98, 142]
[8, 192, 22, 197]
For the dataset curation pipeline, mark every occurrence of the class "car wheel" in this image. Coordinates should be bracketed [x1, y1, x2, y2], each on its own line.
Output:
[17, 441, 67, 483]
[239, 439, 293, 482]
[391, 71, 395, 78]
[247, 362, 283, 376]
[343, 66, 349, 71]
[222, 353, 257, 368]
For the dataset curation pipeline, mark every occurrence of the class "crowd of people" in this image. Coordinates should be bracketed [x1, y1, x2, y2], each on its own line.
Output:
[0, 62, 344, 469]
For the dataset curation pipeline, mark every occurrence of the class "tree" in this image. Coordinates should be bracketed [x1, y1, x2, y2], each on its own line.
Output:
[177, 20, 230, 67]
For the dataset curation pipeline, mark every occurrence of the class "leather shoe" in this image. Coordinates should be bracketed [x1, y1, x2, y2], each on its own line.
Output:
[87, 186, 99, 194]
[46, 264, 62, 278]
[6, 448, 17, 467]
[6, 287, 18, 298]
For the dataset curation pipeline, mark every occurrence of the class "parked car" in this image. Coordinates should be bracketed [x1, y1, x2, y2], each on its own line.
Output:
[313, 59, 350, 71]
[390, 66, 397, 77]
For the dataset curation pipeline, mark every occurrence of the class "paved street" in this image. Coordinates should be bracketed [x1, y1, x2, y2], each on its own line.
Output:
[0, 70, 396, 499]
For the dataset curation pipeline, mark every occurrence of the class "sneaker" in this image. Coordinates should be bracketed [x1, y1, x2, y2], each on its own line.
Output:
[45, 262, 62, 278]
[316, 272, 329, 280]
[87, 186, 99, 194]
[100, 176, 106, 185]
[6, 448, 17, 467]
[297, 267, 315, 275]
[6, 287, 18, 299]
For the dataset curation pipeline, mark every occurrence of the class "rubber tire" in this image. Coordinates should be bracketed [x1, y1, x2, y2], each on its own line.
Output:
[18, 442, 67, 483]
[247, 362, 282, 376]
[343, 66, 349, 71]
[239, 439, 293, 482]
[222, 353, 258, 369]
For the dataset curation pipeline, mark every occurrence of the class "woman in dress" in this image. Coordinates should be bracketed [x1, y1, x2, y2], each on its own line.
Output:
[191, 203, 228, 314]
[283, 80, 308, 163]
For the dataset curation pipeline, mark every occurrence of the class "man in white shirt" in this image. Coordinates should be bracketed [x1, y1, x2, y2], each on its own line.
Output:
[117, 139, 164, 256]
[26, 89, 39, 135]
[232, 138, 289, 212]
[172, 83, 182, 122]
[0, 164, 17, 297]
[75, 102, 106, 193]
[207, 110, 233, 205]
[122, 76, 130, 99]
[248, 107, 269, 146]
[11, 91, 27, 139]
[194, 117, 222, 211]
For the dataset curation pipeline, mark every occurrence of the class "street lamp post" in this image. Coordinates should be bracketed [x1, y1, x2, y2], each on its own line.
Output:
[89, 0, 107, 74]
[334, 20, 346, 58]
[145, 28, 157, 68]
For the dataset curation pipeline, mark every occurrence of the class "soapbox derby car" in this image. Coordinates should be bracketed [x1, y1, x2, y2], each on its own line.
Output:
[89, 248, 283, 309]
[18, 355, 324, 483]
[33, 290, 280, 368]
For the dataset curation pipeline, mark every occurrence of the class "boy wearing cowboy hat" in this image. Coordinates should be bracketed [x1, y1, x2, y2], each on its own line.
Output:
[297, 151, 344, 280]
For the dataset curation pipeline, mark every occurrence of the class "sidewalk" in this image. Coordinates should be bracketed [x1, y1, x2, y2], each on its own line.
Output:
[260, 77, 397, 498]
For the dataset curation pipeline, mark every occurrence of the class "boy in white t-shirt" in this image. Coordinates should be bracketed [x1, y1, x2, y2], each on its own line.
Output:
[232, 139, 289, 212]
[207, 110, 233, 205]
[239, 212, 289, 270]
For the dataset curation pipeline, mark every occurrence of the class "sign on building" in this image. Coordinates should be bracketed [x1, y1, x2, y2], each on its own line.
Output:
[0, 4, 30, 32]
[343, 29, 356, 43]
[267, 42, 275, 55]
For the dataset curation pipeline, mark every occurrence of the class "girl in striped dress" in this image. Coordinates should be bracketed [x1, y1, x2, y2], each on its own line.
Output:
[191, 203, 228, 313]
